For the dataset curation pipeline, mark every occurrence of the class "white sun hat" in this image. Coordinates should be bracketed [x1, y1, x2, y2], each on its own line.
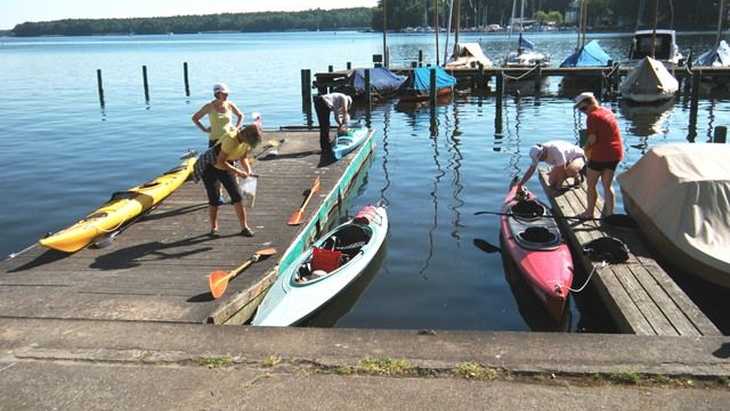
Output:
[573, 91, 595, 108]
[213, 83, 230, 94]
[529, 144, 544, 163]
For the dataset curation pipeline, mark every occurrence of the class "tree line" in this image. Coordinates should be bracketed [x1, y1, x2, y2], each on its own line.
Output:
[10, 8, 373, 37]
[372, 0, 724, 31]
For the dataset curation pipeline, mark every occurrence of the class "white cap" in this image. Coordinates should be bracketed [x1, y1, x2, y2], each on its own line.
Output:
[529, 145, 544, 163]
[574, 91, 594, 108]
[213, 83, 230, 94]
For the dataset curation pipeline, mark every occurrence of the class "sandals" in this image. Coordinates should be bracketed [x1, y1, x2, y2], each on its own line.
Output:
[240, 227, 255, 237]
[209, 228, 219, 237]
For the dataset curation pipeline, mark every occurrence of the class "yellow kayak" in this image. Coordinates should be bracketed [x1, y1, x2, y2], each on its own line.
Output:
[40, 157, 197, 253]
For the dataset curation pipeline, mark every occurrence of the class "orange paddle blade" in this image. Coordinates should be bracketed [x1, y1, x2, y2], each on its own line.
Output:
[255, 247, 278, 257]
[287, 210, 304, 226]
[209, 270, 230, 299]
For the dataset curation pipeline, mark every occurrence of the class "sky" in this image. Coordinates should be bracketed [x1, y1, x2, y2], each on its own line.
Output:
[1, 0, 380, 29]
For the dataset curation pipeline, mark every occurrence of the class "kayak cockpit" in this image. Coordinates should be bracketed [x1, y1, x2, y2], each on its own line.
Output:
[507, 199, 562, 251]
[293, 222, 373, 285]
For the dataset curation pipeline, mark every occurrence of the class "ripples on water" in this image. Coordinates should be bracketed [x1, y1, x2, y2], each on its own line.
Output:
[1, 32, 728, 332]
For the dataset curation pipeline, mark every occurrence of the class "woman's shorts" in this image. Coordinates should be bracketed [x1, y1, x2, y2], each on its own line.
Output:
[201, 165, 242, 206]
[587, 160, 620, 172]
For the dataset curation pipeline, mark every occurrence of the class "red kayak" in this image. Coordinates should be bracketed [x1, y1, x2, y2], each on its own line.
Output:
[499, 184, 574, 320]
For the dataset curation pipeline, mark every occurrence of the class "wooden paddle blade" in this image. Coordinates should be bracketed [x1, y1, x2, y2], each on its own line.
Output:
[473, 238, 502, 254]
[287, 210, 304, 226]
[255, 247, 278, 256]
[208, 270, 230, 299]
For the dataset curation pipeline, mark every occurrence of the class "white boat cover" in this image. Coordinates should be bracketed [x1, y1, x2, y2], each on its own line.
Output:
[620, 56, 678, 103]
[617, 143, 730, 274]
[694, 40, 730, 67]
[446, 43, 493, 69]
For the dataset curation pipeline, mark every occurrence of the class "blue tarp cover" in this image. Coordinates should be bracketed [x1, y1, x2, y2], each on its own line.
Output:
[352, 67, 407, 95]
[560, 40, 611, 67]
[518, 33, 535, 50]
[694, 40, 730, 67]
[412, 67, 457, 92]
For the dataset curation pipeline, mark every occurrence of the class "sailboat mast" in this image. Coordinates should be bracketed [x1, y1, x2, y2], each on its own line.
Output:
[718, 0, 726, 47]
[444, 0, 454, 64]
[520, 0, 525, 33]
[581, 0, 588, 49]
[383, 0, 388, 68]
[651, 0, 658, 58]
[435, 0, 440, 66]
[576, 0, 584, 52]
[454, 0, 461, 48]
[509, 0, 517, 39]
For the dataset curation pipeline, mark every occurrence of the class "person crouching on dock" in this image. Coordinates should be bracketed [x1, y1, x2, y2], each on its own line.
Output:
[517, 140, 586, 192]
[313, 92, 352, 154]
[573, 92, 624, 219]
[199, 124, 262, 237]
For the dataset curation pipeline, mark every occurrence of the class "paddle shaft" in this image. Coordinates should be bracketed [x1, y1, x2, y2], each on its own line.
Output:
[219, 256, 256, 284]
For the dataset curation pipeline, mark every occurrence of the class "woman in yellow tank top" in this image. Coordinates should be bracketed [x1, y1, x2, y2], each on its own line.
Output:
[192, 83, 244, 147]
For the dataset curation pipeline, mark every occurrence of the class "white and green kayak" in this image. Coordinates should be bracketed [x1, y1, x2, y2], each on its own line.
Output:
[252, 205, 388, 327]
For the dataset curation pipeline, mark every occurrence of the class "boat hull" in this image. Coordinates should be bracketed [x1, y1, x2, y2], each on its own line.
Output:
[622, 189, 730, 288]
[499, 186, 573, 320]
[253, 206, 389, 327]
[39, 158, 196, 253]
[332, 127, 369, 160]
[398, 86, 452, 102]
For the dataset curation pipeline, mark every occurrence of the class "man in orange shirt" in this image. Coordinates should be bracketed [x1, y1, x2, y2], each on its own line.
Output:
[574, 92, 624, 219]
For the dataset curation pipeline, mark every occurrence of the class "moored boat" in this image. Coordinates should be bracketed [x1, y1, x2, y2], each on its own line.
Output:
[445, 43, 493, 69]
[252, 205, 389, 326]
[332, 126, 370, 161]
[617, 143, 730, 288]
[620, 56, 678, 104]
[499, 183, 574, 320]
[626, 29, 684, 67]
[398, 66, 456, 103]
[39, 157, 196, 253]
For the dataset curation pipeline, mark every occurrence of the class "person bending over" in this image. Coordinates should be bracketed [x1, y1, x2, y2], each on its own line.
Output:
[517, 140, 586, 192]
[313, 92, 352, 153]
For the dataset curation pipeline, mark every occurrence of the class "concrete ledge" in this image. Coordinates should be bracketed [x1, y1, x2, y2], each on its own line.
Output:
[1, 318, 728, 378]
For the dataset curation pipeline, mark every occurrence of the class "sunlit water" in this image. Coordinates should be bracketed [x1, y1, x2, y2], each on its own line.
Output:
[1, 31, 728, 333]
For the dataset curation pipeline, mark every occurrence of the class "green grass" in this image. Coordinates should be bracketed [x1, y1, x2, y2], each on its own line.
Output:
[196, 356, 233, 369]
[358, 357, 414, 376]
[454, 362, 498, 381]
[262, 355, 282, 368]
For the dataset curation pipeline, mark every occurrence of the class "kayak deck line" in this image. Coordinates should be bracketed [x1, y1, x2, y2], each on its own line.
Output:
[0, 129, 376, 326]
[537, 171, 721, 337]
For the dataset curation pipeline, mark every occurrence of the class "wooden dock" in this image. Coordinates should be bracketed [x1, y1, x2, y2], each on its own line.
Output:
[538, 172, 721, 336]
[0, 129, 376, 325]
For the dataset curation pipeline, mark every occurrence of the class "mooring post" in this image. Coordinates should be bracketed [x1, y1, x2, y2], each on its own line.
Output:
[96, 69, 105, 108]
[495, 71, 504, 137]
[365, 68, 372, 113]
[347, 62, 352, 70]
[476, 62, 484, 90]
[688, 70, 701, 142]
[533, 64, 542, 96]
[418, 50, 424, 67]
[714, 126, 727, 143]
[301, 69, 312, 113]
[430, 67, 437, 106]
[142, 65, 150, 102]
[328, 65, 334, 73]
[183, 62, 190, 97]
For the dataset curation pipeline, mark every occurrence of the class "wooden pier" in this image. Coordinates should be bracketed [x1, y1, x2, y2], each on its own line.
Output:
[0, 129, 375, 325]
[538, 172, 721, 336]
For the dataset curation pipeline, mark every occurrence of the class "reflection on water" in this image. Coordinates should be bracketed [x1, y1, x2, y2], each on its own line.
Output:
[620, 99, 675, 139]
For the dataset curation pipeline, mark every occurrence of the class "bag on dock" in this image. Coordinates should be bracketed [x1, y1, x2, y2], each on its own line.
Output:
[583, 237, 629, 264]
[238, 176, 257, 208]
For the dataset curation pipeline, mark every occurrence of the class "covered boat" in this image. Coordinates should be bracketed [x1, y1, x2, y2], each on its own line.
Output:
[620, 56, 678, 103]
[627, 30, 684, 66]
[445, 43, 493, 69]
[499, 183, 574, 320]
[505, 34, 550, 67]
[694, 40, 730, 67]
[348, 67, 407, 100]
[252, 205, 388, 326]
[560, 40, 611, 68]
[399, 66, 456, 103]
[617, 143, 730, 288]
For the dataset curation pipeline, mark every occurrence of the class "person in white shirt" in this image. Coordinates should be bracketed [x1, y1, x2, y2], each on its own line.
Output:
[313, 92, 352, 153]
[517, 140, 586, 192]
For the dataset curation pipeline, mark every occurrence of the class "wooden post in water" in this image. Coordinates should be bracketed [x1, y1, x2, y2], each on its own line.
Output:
[347, 62, 352, 70]
[430, 67, 437, 106]
[688, 70, 701, 142]
[495, 72, 504, 137]
[183, 62, 190, 97]
[418, 50, 424, 67]
[533, 64, 542, 96]
[300, 69, 312, 113]
[96, 69, 105, 108]
[714, 126, 727, 143]
[328, 65, 334, 73]
[476, 62, 484, 90]
[142, 65, 150, 102]
[365, 69, 372, 113]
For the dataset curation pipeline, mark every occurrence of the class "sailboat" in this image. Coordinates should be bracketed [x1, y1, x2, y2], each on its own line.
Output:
[505, 0, 550, 67]
[693, 0, 730, 91]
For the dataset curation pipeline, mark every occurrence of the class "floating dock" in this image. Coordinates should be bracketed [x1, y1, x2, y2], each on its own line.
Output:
[539, 172, 721, 336]
[0, 129, 376, 325]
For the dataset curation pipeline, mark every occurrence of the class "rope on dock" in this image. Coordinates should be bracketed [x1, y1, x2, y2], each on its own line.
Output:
[502, 65, 541, 82]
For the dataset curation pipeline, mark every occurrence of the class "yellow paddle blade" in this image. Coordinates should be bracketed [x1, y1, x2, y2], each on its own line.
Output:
[208, 270, 230, 299]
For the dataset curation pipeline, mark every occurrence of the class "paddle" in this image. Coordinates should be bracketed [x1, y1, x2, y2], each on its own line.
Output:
[473, 238, 502, 254]
[474, 211, 637, 229]
[288, 176, 321, 226]
[208, 247, 278, 299]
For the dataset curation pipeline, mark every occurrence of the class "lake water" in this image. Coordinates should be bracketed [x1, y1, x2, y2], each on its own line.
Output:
[1, 31, 728, 333]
